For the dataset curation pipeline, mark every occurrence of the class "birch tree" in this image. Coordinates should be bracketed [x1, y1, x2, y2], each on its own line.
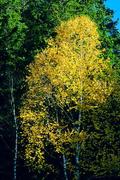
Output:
[20, 16, 113, 179]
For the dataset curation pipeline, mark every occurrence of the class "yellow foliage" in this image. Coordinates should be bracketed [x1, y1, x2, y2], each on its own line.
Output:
[20, 15, 114, 170]
[26, 16, 113, 108]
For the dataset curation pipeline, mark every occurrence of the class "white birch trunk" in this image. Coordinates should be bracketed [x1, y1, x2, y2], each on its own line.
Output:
[75, 95, 83, 180]
[74, 46, 84, 180]
[10, 75, 18, 180]
[63, 154, 68, 180]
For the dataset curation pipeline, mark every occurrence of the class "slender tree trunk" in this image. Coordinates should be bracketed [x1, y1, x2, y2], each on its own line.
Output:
[10, 74, 18, 180]
[75, 112, 81, 180]
[63, 154, 68, 180]
[75, 95, 83, 180]
[74, 49, 83, 179]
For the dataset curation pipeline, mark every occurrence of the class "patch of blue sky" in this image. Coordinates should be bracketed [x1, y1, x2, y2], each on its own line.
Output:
[105, 0, 120, 31]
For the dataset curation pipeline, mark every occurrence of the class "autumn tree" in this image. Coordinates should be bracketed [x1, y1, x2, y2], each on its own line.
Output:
[20, 16, 114, 179]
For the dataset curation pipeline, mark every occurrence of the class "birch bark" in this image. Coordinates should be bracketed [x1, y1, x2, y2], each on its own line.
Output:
[63, 154, 68, 180]
[10, 74, 18, 180]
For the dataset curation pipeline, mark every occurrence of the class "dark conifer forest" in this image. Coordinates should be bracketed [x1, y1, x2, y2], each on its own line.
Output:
[0, 0, 120, 180]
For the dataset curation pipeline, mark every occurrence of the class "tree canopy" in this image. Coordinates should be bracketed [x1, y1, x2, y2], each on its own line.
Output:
[20, 15, 114, 179]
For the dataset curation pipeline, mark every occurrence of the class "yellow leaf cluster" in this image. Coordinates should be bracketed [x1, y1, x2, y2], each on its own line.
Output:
[26, 15, 113, 108]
